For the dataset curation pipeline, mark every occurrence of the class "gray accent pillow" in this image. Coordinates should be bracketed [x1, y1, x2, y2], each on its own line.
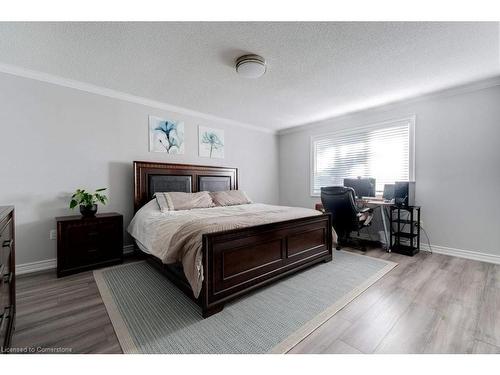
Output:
[210, 190, 253, 207]
[155, 192, 215, 212]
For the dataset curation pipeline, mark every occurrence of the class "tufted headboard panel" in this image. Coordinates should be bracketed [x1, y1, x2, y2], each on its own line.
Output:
[133, 161, 238, 212]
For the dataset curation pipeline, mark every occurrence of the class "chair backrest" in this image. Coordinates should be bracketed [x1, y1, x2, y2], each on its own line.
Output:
[320, 186, 359, 233]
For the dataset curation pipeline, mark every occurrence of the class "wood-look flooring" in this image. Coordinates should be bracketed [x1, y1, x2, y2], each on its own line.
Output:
[12, 248, 500, 354]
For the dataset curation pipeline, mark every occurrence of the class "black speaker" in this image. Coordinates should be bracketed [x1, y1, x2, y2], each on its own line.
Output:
[394, 181, 416, 207]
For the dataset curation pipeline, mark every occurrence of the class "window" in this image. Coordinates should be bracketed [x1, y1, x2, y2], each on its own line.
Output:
[311, 117, 415, 196]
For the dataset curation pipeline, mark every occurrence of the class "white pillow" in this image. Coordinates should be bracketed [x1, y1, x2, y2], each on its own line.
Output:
[155, 191, 215, 212]
[210, 190, 252, 207]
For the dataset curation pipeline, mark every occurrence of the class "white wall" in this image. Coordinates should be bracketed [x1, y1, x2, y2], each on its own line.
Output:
[279, 84, 500, 258]
[0, 72, 279, 265]
[2, 69, 500, 266]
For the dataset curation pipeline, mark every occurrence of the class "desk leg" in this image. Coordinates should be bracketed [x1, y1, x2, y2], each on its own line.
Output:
[381, 206, 391, 252]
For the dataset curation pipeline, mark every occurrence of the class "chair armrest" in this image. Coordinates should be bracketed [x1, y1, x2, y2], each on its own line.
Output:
[358, 207, 373, 213]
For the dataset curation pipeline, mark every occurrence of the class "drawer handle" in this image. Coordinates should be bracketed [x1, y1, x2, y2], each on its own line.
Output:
[2, 239, 13, 248]
[0, 306, 10, 332]
[87, 232, 99, 237]
[3, 272, 12, 284]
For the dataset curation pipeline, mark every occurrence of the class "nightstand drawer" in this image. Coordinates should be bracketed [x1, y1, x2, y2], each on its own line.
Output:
[57, 213, 123, 277]
[63, 221, 120, 266]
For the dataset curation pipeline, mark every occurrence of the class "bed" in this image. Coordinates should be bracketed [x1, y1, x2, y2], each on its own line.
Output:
[130, 161, 333, 317]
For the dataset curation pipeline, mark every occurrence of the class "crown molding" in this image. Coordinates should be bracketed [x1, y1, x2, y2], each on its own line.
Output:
[278, 74, 500, 136]
[0, 62, 275, 134]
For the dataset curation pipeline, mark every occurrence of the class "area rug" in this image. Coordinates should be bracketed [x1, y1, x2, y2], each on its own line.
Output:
[94, 251, 396, 354]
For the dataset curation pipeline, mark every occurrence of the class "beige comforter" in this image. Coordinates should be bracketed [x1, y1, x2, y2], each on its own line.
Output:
[128, 202, 333, 298]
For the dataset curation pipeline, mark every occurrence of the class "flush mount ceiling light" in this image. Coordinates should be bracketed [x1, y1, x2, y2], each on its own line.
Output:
[235, 54, 267, 79]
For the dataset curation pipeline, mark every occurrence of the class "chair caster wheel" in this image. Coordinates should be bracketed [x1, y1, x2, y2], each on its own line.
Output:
[336, 246, 341, 250]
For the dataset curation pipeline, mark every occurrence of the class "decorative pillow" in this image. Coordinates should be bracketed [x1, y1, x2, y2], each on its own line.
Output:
[210, 190, 252, 207]
[155, 192, 215, 212]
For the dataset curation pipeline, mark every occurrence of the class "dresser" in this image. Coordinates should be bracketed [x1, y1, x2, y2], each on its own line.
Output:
[56, 213, 123, 277]
[0, 206, 15, 353]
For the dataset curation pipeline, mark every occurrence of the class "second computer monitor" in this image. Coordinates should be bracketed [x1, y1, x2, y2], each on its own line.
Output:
[343, 177, 376, 198]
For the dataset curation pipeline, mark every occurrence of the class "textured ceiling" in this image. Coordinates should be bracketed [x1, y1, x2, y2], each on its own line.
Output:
[0, 22, 499, 130]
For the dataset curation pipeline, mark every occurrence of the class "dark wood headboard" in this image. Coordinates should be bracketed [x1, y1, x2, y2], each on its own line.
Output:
[133, 161, 238, 212]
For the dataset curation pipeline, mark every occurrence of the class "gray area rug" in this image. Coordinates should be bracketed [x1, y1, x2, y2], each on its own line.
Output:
[94, 251, 396, 354]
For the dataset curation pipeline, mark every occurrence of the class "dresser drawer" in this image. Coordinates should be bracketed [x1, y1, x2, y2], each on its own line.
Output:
[1, 239, 12, 279]
[0, 275, 11, 311]
[0, 206, 15, 354]
[0, 216, 11, 235]
[0, 219, 12, 311]
[0, 217, 13, 247]
[0, 305, 12, 349]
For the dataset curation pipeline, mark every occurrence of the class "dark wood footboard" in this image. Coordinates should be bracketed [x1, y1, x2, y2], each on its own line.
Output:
[200, 213, 333, 317]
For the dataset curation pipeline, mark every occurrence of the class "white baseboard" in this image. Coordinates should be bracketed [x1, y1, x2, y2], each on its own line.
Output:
[16, 258, 57, 275]
[420, 243, 500, 265]
[348, 232, 500, 265]
[16, 244, 137, 275]
[123, 244, 135, 254]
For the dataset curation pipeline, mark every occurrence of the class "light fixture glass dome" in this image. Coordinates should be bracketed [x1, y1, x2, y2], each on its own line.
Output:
[236, 54, 266, 79]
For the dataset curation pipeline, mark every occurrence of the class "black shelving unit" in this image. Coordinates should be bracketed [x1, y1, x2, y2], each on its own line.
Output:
[389, 205, 421, 256]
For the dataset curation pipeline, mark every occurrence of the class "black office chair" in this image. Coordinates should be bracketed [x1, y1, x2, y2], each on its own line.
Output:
[320, 186, 374, 250]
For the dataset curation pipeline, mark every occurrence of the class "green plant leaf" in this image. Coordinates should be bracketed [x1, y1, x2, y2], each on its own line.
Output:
[69, 187, 108, 209]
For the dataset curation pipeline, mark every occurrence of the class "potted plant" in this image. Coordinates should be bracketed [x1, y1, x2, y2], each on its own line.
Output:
[69, 188, 108, 217]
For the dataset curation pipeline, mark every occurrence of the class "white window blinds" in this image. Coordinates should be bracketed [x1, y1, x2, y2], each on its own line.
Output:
[311, 118, 414, 196]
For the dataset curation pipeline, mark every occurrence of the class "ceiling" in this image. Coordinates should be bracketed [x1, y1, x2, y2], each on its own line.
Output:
[0, 22, 499, 131]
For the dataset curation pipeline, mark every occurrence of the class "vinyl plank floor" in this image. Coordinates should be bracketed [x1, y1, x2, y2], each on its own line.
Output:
[374, 302, 439, 353]
[339, 286, 416, 353]
[471, 340, 500, 354]
[423, 299, 478, 354]
[288, 315, 352, 354]
[12, 248, 500, 354]
[475, 278, 500, 347]
[321, 339, 362, 354]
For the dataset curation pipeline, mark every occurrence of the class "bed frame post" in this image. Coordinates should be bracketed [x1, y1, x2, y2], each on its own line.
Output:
[202, 304, 225, 318]
[200, 235, 226, 318]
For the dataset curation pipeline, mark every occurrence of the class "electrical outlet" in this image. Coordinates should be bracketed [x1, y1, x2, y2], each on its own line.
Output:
[49, 229, 57, 240]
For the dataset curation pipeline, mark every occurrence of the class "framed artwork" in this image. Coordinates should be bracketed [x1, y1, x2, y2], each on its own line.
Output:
[149, 116, 185, 154]
[198, 126, 224, 159]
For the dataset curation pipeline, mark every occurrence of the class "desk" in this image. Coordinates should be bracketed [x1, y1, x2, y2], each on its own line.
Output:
[315, 199, 393, 251]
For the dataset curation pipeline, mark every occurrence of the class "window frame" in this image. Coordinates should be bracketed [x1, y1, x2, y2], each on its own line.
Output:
[310, 115, 416, 197]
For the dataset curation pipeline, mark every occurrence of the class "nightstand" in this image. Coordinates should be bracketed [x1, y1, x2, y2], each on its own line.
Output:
[56, 212, 123, 277]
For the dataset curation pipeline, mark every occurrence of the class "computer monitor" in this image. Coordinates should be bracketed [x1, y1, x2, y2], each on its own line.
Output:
[343, 177, 376, 198]
[383, 184, 395, 201]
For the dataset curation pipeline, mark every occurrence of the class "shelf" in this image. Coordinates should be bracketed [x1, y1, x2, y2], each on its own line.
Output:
[390, 244, 419, 256]
[391, 219, 414, 224]
[393, 232, 418, 239]
[390, 206, 421, 210]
